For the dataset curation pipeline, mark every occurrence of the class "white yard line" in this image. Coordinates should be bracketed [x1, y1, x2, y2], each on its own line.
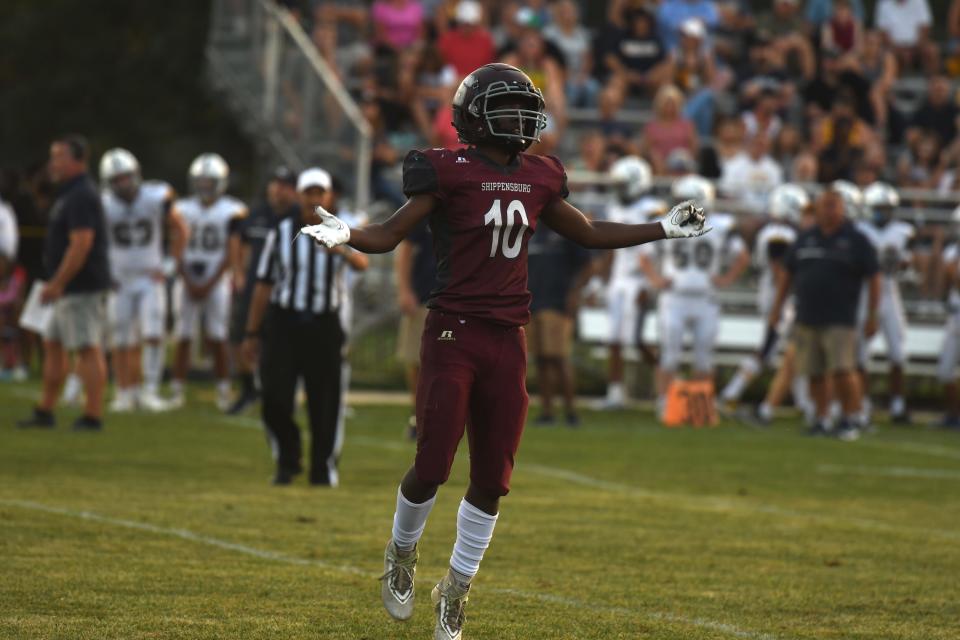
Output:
[0, 498, 781, 640]
[816, 464, 960, 480]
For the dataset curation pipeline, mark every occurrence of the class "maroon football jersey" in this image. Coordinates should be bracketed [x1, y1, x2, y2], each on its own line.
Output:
[403, 147, 569, 326]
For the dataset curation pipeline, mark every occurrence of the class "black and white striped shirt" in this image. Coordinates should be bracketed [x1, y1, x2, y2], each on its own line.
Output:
[256, 215, 346, 314]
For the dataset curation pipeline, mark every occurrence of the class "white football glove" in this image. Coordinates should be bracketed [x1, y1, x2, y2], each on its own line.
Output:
[299, 206, 351, 248]
[659, 200, 710, 239]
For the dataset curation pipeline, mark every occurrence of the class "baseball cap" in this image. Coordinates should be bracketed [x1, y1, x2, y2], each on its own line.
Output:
[270, 165, 297, 186]
[680, 18, 706, 39]
[296, 167, 332, 193]
[455, 0, 482, 25]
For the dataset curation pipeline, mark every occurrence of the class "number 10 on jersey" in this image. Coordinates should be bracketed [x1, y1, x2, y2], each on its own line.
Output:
[484, 199, 529, 259]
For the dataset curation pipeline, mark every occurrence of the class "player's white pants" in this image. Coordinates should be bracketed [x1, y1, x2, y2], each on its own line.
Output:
[109, 277, 166, 348]
[937, 314, 960, 383]
[174, 277, 231, 342]
[606, 279, 644, 345]
[858, 288, 908, 367]
[657, 291, 719, 373]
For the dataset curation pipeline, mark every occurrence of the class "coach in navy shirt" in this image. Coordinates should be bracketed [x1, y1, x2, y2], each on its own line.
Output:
[769, 189, 879, 441]
[18, 135, 111, 431]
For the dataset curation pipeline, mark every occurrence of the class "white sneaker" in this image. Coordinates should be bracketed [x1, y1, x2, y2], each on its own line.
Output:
[432, 571, 470, 640]
[216, 387, 232, 412]
[139, 390, 174, 412]
[380, 540, 417, 621]
[168, 388, 185, 409]
[109, 392, 136, 413]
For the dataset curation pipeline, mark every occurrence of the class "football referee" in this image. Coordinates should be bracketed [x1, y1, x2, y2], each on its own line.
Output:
[241, 168, 368, 486]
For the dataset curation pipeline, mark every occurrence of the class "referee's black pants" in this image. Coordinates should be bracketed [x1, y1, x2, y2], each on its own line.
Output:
[260, 308, 344, 485]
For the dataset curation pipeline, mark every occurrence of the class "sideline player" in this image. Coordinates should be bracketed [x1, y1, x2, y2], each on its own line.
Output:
[100, 148, 188, 411]
[171, 153, 246, 410]
[301, 64, 708, 640]
[599, 155, 666, 409]
[640, 175, 750, 419]
[861, 182, 913, 422]
[936, 206, 960, 429]
[720, 184, 812, 422]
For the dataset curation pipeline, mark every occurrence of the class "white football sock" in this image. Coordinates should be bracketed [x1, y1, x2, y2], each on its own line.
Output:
[890, 395, 905, 415]
[217, 379, 231, 396]
[170, 380, 184, 396]
[391, 487, 436, 552]
[449, 499, 498, 581]
[757, 401, 773, 422]
[142, 343, 165, 394]
[606, 382, 624, 404]
[62, 373, 81, 402]
[791, 376, 811, 412]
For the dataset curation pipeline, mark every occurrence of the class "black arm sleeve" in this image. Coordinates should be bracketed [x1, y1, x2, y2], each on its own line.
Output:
[402, 150, 440, 198]
[767, 239, 790, 262]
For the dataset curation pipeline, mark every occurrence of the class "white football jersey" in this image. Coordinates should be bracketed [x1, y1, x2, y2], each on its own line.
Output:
[754, 221, 797, 310]
[658, 212, 745, 294]
[177, 194, 247, 284]
[607, 196, 666, 283]
[945, 243, 960, 315]
[103, 181, 173, 280]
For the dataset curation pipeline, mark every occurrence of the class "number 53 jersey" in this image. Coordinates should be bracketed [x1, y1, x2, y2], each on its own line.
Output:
[102, 181, 175, 282]
[402, 147, 569, 326]
[175, 194, 247, 284]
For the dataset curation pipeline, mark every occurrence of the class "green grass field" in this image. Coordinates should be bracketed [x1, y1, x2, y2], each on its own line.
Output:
[1, 381, 959, 640]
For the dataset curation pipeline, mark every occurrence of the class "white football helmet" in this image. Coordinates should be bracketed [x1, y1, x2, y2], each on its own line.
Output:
[99, 148, 141, 200]
[830, 180, 865, 219]
[671, 174, 715, 210]
[609, 155, 652, 203]
[768, 184, 809, 223]
[189, 153, 230, 200]
[951, 204, 960, 226]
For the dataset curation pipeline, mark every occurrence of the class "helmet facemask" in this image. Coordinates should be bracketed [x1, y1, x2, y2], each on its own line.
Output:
[873, 205, 894, 227]
[109, 172, 140, 203]
[473, 82, 547, 151]
[192, 177, 220, 203]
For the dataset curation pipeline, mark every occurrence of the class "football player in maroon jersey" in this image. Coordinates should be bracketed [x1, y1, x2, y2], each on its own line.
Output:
[303, 63, 708, 640]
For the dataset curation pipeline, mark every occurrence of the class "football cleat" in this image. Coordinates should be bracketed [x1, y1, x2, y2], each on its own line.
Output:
[380, 540, 418, 621]
[216, 387, 233, 412]
[834, 420, 861, 442]
[432, 572, 470, 640]
[139, 391, 175, 413]
[109, 392, 136, 413]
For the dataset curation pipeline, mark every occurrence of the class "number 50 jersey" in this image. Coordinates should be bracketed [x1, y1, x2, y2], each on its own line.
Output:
[175, 194, 247, 284]
[102, 181, 174, 281]
[402, 147, 568, 327]
[653, 212, 744, 295]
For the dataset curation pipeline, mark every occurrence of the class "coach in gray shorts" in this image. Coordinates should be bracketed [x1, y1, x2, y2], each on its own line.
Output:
[17, 135, 111, 431]
[768, 189, 879, 441]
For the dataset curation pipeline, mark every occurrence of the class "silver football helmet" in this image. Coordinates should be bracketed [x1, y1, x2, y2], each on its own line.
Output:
[830, 180, 865, 220]
[863, 181, 900, 225]
[99, 148, 141, 201]
[188, 153, 230, 201]
[609, 155, 652, 204]
[768, 184, 809, 223]
[671, 174, 715, 210]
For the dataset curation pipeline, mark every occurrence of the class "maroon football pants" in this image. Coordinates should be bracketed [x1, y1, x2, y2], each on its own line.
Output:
[414, 310, 529, 497]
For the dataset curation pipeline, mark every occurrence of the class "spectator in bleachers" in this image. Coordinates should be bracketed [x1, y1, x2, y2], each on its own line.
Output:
[896, 131, 942, 188]
[641, 84, 698, 175]
[543, 0, 599, 107]
[595, 84, 635, 156]
[908, 76, 959, 147]
[741, 84, 783, 143]
[372, 0, 425, 53]
[502, 25, 567, 128]
[791, 150, 820, 182]
[820, 0, 862, 54]
[567, 131, 609, 217]
[772, 123, 804, 167]
[410, 44, 458, 141]
[803, 51, 873, 126]
[817, 111, 864, 182]
[720, 134, 784, 214]
[949, 0, 960, 75]
[437, 1, 495, 78]
[812, 95, 877, 153]
[661, 18, 727, 137]
[805, 0, 865, 28]
[698, 116, 746, 178]
[360, 99, 405, 208]
[603, 7, 667, 97]
[656, 0, 720, 53]
[874, 0, 939, 74]
[860, 30, 898, 130]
